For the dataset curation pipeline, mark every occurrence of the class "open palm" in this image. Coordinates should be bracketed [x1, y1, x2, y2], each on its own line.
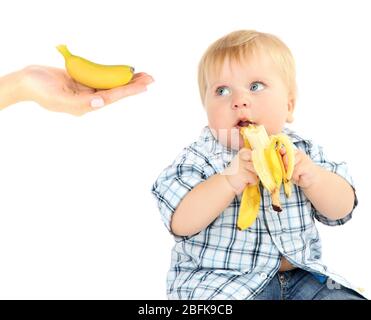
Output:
[21, 65, 153, 116]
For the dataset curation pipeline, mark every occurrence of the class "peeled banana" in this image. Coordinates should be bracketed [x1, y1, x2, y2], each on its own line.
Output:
[237, 136, 261, 230]
[237, 125, 295, 230]
[56, 45, 134, 89]
[237, 184, 261, 231]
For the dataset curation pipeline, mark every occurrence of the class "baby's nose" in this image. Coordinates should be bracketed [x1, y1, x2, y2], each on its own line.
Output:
[234, 103, 247, 108]
[232, 91, 250, 109]
[232, 102, 248, 109]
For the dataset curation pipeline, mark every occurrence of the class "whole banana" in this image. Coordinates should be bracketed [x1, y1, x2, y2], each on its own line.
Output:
[237, 125, 295, 230]
[56, 45, 134, 89]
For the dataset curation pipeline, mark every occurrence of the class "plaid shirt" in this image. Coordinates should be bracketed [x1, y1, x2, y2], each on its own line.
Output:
[152, 126, 358, 300]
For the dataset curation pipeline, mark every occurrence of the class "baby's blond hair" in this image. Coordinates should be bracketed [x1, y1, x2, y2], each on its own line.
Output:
[198, 30, 297, 105]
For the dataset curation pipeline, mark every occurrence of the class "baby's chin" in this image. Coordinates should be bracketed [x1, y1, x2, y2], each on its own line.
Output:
[230, 127, 245, 150]
[229, 137, 244, 151]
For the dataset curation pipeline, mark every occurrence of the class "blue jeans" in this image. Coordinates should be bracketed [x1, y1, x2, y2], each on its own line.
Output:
[253, 268, 367, 300]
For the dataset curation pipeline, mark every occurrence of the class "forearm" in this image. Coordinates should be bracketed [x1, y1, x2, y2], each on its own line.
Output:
[171, 173, 236, 236]
[303, 166, 355, 220]
[0, 69, 26, 110]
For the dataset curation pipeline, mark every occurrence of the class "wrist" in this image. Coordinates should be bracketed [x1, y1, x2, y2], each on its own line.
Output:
[0, 69, 27, 110]
[223, 173, 245, 195]
[15, 66, 33, 103]
[4, 69, 27, 103]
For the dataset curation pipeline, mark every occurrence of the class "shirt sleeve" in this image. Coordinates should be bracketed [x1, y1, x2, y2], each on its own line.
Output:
[307, 141, 358, 226]
[151, 150, 207, 236]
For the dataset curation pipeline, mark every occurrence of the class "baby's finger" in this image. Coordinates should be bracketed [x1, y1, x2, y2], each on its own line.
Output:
[292, 170, 302, 186]
[282, 153, 289, 171]
[246, 172, 259, 185]
[244, 161, 257, 174]
[294, 150, 302, 165]
[239, 148, 251, 161]
[279, 146, 286, 156]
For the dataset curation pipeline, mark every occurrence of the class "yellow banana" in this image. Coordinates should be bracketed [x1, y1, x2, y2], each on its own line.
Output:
[251, 148, 277, 193]
[56, 45, 134, 89]
[238, 125, 295, 230]
[274, 138, 292, 198]
[237, 184, 261, 230]
[265, 137, 284, 212]
[237, 135, 261, 230]
[242, 125, 277, 193]
[274, 133, 295, 180]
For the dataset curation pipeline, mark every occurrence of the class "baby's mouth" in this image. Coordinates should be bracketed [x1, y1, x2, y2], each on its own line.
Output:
[236, 120, 256, 128]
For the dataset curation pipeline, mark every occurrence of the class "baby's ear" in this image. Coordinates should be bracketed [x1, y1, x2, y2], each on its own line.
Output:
[286, 96, 295, 123]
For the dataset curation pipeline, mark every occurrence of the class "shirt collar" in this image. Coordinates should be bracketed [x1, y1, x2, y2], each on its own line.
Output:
[198, 126, 237, 156]
[282, 127, 309, 144]
[198, 126, 307, 156]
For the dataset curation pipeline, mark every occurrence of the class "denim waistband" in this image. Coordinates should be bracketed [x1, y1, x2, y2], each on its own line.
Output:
[278, 268, 328, 284]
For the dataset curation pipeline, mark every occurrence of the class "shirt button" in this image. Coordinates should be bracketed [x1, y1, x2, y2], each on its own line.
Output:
[260, 272, 268, 280]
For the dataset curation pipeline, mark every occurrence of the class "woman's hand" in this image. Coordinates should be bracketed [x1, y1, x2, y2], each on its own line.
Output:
[5, 65, 154, 116]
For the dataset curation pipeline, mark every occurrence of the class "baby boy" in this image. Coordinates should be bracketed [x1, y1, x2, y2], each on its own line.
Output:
[152, 30, 365, 300]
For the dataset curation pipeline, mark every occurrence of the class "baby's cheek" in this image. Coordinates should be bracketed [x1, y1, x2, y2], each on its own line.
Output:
[262, 111, 287, 134]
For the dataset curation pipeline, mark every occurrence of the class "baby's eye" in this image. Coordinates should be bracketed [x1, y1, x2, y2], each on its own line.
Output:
[215, 86, 231, 96]
[250, 82, 265, 92]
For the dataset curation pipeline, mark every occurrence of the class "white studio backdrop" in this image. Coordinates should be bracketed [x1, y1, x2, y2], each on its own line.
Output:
[0, 0, 370, 299]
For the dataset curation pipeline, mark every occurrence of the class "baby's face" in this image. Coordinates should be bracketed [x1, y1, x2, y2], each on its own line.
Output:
[204, 51, 295, 150]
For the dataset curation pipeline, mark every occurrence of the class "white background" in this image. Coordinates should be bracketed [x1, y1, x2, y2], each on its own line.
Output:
[0, 0, 370, 299]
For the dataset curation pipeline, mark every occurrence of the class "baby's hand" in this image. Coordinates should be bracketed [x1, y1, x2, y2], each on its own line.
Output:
[223, 148, 259, 195]
[290, 149, 321, 190]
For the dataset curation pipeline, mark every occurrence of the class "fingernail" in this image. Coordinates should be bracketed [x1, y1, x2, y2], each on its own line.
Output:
[90, 97, 105, 108]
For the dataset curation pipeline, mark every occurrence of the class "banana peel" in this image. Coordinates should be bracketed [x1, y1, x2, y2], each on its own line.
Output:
[237, 125, 295, 230]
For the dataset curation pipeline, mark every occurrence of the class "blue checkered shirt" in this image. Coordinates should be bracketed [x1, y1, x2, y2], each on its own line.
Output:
[151, 126, 358, 299]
